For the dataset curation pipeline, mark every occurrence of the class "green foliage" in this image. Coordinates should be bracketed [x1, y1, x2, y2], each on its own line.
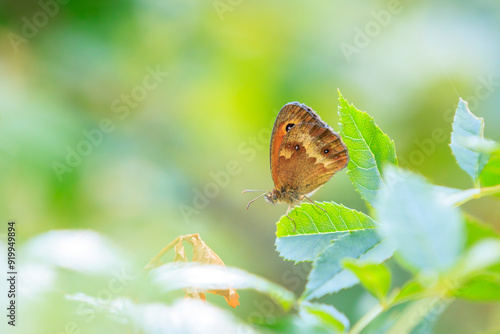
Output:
[298, 302, 350, 333]
[465, 215, 500, 247]
[36, 95, 500, 334]
[151, 262, 296, 310]
[275, 202, 376, 263]
[450, 98, 490, 183]
[338, 91, 397, 206]
[343, 260, 391, 302]
[392, 280, 426, 305]
[480, 152, 500, 193]
[276, 202, 376, 238]
[454, 273, 500, 301]
[303, 230, 394, 300]
[376, 166, 465, 272]
[433, 185, 481, 206]
[278, 95, 500, 333]
[67, 295, 257, 333]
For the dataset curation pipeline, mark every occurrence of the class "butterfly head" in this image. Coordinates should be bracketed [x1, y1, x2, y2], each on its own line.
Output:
[243, 189, 280, 209]
[264, 190, 278, 204]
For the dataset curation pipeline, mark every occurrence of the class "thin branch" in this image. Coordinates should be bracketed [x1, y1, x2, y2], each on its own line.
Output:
[143, 236, 182, 272]
[143, 234, 202, 272]
[455, 183, 500, 207]
[349, 303, 384, 334]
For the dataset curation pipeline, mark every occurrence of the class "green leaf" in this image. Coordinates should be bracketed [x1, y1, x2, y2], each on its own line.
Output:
[454, 273, 500, 301]
[376, 167, 465, 272]
[455, 136, 500, 154]
[392, 280, 426, 305]
[480, 152, 500, 193]
[465, 215, 500, 247]
[24, 230, 126, 275]
[276, 202, 377, 237]
[67, 295, 257, 333]
[303, 230, 394, 300]
[450, 98, 490, 183]
[453, 239, 500, 278]
[299, 301, 350, 333]
[449, 239, 500, 302]
[387, 296, 452, 334]
[338, 91, 397, 206]
[408, 299, 449, 334]
[262, 315, 337, 334]
[275, 202, 376, 263]
[150, 263, 296, 310]
[276, 234, 345, 264]
[343, 260, 391, 302]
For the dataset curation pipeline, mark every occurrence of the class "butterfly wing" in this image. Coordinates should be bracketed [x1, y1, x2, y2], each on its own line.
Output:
[274, 123, 348, 196]
[270, 102, 329, 187]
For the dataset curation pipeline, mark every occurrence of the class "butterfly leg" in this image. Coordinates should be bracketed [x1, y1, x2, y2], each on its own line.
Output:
[285, 204, 297, 233]
[303, 196, 327, 214]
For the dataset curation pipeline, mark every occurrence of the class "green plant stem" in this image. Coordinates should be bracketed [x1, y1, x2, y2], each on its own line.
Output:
[479, 183, 500, 197]
[386, 296, 450, 334]
[455, 183, 500, 206]
[349, 303, 384, 334]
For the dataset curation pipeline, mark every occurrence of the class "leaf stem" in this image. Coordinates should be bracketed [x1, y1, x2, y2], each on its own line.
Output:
[478, 183, 500, 197]
[456, 183, 500, 206]
[348, 303, 384, 334]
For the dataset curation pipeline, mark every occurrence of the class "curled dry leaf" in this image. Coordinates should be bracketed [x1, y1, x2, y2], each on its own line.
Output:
[145, 233, 240, 308]
[174, 239, 188, 262]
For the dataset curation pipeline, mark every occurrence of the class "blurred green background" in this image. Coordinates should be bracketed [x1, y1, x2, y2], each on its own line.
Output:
[1, 0, 500, 333]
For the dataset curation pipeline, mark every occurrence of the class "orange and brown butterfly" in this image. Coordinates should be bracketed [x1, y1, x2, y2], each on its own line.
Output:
[244, 102, 349, 220]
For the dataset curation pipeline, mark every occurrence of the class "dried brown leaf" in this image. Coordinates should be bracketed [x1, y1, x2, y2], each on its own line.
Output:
[146, 233, 240, 308]
[189, 234, 225, 265]
[206, 289, 240, 308]
[174, 239, 188, 262]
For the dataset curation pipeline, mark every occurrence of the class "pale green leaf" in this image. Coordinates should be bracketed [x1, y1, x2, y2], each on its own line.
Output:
[392, 280, 426, 305]
[454, 273, 500, 301]
[454, 239, 500, 278]
[387, 296, 452, 334]
[67, 294, 256, 334]
[275, 234, 345, 263]
[480, 152, 500, 194]
[23, 230, 125, 275]
[343, 260, 391, 301]
[450, 98, 490, 183]
[376, 167, 465, 272]
[150, 263, 296, 310]
[465, 215, 500, 247]
[447, 239, 500, 302]
[303, 230, 394, 300]
[299, 301, 350, 333]
[338, 91, 397, 205]
[456, 136, 500, 154]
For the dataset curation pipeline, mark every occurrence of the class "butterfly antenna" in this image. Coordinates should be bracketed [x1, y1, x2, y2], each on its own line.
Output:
[242, 189, 266, 193]
[245, 192, 267, 210]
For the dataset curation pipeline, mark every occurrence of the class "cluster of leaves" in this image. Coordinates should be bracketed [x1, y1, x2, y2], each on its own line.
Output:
[57, 93, 500, 333]
[275, 93, 500, 333]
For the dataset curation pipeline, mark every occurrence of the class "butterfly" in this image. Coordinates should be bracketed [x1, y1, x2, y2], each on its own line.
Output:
[244, 102, 349, 220]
